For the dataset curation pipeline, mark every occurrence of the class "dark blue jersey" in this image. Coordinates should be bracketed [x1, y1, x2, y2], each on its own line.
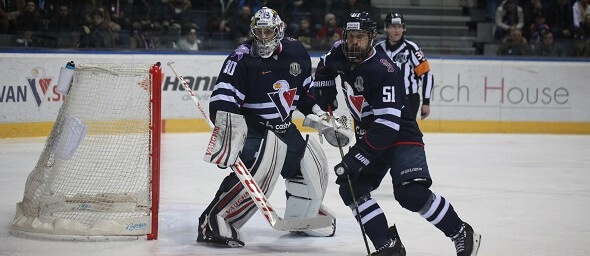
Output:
[209, 37, 316, 134]
[314, 41, 423, 154]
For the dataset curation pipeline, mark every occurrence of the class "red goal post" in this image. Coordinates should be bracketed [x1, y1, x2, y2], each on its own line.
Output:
[10, 62, 162, 241]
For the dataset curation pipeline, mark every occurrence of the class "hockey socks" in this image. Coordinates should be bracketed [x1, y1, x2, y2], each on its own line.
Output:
[419, 193, 463, 237]
[350, 197, 391, 249]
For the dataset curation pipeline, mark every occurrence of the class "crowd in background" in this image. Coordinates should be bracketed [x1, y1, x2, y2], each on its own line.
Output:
[1, 0, 589, 57]
[492, 0, 590, 56]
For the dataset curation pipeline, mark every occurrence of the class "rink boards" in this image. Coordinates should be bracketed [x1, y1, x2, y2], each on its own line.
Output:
[1, 52, 589, 137]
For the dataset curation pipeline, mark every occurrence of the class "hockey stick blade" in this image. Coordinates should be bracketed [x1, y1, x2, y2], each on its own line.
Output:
[167, 61, 333, 231]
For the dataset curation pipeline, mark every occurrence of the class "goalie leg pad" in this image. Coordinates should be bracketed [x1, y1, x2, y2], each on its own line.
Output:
[284, 135, 336, 236]
[199, 130, 287, 241]
[204, 111, 247, 168]
[233, 130, 286, 229]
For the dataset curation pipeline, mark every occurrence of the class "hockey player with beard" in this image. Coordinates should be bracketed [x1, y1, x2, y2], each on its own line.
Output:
[376, 12, 434, 120]
[197, 7, 353, 248]
[312, 10, 482, 256]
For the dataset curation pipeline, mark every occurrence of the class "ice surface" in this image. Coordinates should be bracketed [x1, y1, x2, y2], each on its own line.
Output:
[1, 133, 590, 256]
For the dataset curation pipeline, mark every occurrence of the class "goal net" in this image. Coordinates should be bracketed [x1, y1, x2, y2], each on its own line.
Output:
[10, 63, 162, 240]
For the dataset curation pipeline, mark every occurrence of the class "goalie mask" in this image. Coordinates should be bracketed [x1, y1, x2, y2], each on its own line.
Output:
[250, 7, 284, 58]
[342, 10, 377, 63]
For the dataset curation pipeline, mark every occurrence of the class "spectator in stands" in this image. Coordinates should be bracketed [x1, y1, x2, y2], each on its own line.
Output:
[238, 0, 261, 13]
[129, 22, 159, 49]
[229, 5, 252, 45]
[494, 0, 524, 40]
[283, 0, 304, 33]
[128, 0, 152, 26]
[292, 16, 315, 50]
[150, 0, 173, 25]
[295, 0, 330, 32]
[31, 0, 51, 15]
[88, 7, 122, 46]
[487, 0, 502, 21]
[205, 4, 231, 37]
[111, 0, 141, 32]
[1, 0, 25, 34]
[14, 1, 42, 46]
[16, 1, 43, 32]
[176, 24, 200, 51]
[48, 3, 76, 32]
[79, 8, 115, 48]
[158, 21, 181, 49]
[497, 28, 533, 55]
[522, 0, 544, 39]
[167, 0, 192, 25]
[266, 0, 291, 30]
[30, 0, 50, 31]
[529, 14, 550, 44]
[72, 0, 99, 28]
[573, 0, 590, 27]
[316, 13, 342, 50]
[572, 13, 590, 56]
[534, 31, 563, 56]
[546, 0, 574, 39]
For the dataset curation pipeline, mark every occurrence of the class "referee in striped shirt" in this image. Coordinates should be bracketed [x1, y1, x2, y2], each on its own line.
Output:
[376, 12, 434, 120]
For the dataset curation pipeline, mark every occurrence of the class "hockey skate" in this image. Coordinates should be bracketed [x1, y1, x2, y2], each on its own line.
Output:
[451, 222, 481, 256]
[197, 220, 245, 248]
[370, 225, 406, 256]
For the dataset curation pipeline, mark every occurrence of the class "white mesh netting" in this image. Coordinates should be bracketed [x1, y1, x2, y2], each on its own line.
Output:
[11, 63, 156, 240]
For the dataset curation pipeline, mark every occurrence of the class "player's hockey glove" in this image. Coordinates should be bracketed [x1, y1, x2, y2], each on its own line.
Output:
[334, 146, 373, 185]
[312, 79, 338, 112]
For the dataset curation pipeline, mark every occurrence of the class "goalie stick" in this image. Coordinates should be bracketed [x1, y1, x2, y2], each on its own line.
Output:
[167, 61, 333, 231]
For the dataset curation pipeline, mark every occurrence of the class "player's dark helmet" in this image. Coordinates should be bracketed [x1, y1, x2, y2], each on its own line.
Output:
[342, 10, 377, 62]
[384, 12, 406, 31]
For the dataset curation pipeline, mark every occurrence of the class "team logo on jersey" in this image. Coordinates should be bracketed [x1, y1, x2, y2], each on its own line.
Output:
[231, 44, 250, 61]
[394, 53, 408, 64]
[344, 82, 365, 120]
[289, 62, 301, 76]
[354, 76, 364, 92]
[268, 80, 297, 121]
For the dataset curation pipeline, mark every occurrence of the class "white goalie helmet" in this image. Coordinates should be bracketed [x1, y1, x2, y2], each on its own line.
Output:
[250, 7, 284, 58]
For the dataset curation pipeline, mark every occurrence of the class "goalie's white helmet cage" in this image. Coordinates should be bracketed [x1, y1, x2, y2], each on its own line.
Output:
[250, 7, 285, 58]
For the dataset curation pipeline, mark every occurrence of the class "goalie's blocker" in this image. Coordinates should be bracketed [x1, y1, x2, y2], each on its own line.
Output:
[204, 111, 247, 168]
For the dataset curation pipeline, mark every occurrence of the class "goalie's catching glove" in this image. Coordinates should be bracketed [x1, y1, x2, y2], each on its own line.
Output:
[303, 106, 354, 148]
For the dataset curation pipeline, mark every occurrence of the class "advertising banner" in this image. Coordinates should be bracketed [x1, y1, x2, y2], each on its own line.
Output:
[1, 52, 589, 136]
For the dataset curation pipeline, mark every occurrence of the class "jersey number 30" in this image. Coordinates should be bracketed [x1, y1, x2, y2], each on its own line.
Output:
[383, 86, 395, 102]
